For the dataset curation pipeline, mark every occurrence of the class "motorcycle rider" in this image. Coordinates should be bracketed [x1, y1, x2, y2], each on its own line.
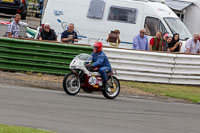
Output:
[87, 41, 112, 89]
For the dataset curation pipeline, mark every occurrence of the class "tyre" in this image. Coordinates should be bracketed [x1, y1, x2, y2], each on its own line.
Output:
[21, 6, 27, 20]
[63, 72, 80, 96]
[21, 13, 26, 20]
[102, 76, 120, 99]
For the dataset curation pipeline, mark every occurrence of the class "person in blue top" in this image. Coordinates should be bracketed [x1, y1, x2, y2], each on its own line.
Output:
[61, 23, 78, 43]
[87, 41, 111, 89]
[132, 28, 149, 51]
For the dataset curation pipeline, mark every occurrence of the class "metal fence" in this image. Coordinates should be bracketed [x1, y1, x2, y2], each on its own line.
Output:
[104, 48, 200, 85]
[0, 37, 92, 74]
[0, 37, 200, 85]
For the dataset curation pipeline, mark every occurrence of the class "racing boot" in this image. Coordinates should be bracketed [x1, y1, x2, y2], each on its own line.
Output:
[101, 81, 108, 91]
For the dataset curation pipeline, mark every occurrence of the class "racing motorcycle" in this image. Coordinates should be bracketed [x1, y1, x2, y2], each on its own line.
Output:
[62, 53, 120, 99]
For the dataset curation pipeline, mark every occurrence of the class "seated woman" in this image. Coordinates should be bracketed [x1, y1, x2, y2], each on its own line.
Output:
[168, 33, 182, 52]
[107, 30, 120, 48]
[163, 33, 172, 53]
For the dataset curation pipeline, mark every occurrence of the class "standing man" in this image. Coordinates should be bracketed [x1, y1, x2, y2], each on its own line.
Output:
[61, 23, 78, 43]
[39, 22, 57, 41]
[185, 34, 200, 54]
[149, 31, 163, 51]
[133, 28, 149, 51]
[7, 14, 21, 37]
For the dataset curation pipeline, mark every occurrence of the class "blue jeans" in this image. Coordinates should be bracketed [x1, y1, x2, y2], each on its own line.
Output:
[98, 67, 111, 83]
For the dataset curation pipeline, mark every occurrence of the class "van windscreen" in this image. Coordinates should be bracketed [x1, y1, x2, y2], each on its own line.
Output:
[164, 17, 192, 40]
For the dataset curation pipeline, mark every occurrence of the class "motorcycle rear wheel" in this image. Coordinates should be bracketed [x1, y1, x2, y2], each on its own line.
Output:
[102, 76, 120, 99]
[63, 72, 80, 95]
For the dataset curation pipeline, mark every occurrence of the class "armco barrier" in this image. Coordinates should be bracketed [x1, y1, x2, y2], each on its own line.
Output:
[171, 54, 200, 85]
[103, 48, 200, 85]
[0, 37, 200, 85]
[0, 37, 92, 74]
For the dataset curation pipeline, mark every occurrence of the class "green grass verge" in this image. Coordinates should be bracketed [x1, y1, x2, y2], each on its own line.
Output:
[121, 81, 200, 103]
[0, 124, 55, 133]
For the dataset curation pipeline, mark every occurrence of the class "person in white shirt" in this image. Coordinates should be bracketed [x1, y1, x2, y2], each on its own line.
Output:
[7, 14, 21, 37]
[185, 34, 200, 54]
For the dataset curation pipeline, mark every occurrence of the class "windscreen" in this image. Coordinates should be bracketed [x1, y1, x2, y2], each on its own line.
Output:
[164, 17, 192, 40]
[76, 54, 92, 62]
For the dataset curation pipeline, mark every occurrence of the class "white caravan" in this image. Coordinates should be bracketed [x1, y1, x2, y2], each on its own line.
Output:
[41, 0, 192, 50]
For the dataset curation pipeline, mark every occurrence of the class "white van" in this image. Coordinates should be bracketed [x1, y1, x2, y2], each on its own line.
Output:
[41, 0, 192, 51]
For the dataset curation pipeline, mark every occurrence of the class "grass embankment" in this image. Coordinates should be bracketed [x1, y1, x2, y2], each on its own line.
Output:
[0, 124, 55, 133]
[121, 81, 200, 103]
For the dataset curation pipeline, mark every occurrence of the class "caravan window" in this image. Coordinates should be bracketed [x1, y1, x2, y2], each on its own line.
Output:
[108, 6, 138, 24]
[87, 0, 105, 19]
[144, 17, 167, 36]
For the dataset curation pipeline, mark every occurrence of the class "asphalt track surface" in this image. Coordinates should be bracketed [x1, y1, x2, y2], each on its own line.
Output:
[0, 84, 200, 133]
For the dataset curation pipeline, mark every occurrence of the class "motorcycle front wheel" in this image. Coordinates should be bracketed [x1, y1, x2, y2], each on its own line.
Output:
[63, 72, 80, 96]
[102, 76, 120, 99]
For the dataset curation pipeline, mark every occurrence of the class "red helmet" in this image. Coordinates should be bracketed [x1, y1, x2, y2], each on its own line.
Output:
[94, 41, 103, 52]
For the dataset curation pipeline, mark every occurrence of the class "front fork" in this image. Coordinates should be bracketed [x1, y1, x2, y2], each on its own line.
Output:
[71, 69, 82, 77]
[71, 69, 83, 84]
[109, 75, 114, 88]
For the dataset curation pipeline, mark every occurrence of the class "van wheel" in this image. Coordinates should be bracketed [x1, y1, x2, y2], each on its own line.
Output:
[21, 14, 26, 20]
[21, 7, 27, 20]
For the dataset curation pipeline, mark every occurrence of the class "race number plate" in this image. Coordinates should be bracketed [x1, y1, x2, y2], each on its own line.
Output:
[2, 0, 14, 2]
[88, 76, 97, 86]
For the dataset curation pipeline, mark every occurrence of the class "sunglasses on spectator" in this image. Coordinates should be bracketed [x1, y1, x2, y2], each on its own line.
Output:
[45, 27, 50, 29]
[140, 31, 145, 33]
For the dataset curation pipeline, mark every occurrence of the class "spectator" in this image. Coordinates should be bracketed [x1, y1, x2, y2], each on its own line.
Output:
[168, 33, 182, 52]
[61, 23, 78, 43]
[39, 22, 57, 41]
[149, 31, 163, 51]
[7, 14, 21, 37]
[132, 28, 148, 51]
[163, 33, 171, 52]
[107, 30, 120, 48]
[185, 34, 200, 54]
[163, 33, 168, 43]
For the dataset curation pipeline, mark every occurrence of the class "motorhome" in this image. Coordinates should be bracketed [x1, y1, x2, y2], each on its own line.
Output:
[41, 0, 192, 51]
[165, 0, 200, 35]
